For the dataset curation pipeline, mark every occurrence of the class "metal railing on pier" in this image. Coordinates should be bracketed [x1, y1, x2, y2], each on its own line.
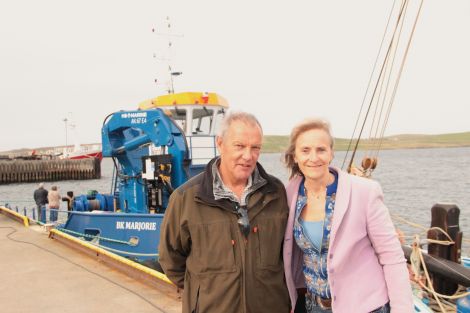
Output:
[1, 203, 69, 225]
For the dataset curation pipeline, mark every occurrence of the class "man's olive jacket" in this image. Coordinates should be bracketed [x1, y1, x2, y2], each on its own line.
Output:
[159, 158, 290, 313]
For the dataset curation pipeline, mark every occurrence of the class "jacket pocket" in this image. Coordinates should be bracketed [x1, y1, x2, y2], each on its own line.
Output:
[255, 215, 287, 269]
[188, 221, 236, 274]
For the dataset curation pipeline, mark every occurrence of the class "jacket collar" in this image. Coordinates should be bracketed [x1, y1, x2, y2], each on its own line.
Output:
[195, 157, 279, 212]
[211, 157, 267, 205]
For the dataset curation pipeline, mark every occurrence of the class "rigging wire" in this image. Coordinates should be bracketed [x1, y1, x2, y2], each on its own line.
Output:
[368, 0, 409, 155]
[341, 0, 399, 170]
[345, 0, 408, 173]
[375, 0, 426, 160]
[344, 0, 424, 176]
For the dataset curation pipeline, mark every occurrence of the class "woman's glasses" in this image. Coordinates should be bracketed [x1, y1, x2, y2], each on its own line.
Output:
[235, 205, 250, 238]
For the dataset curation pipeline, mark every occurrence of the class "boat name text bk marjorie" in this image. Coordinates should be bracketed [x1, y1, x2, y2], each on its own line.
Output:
[116, 221, 157, 231]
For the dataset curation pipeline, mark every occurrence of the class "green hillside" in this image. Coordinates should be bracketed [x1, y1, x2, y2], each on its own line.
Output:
[262, 132, 470, 153]
[2, 132, 468, 155]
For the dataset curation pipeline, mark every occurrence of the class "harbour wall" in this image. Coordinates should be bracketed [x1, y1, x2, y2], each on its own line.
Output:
[0, 158, 101, 184]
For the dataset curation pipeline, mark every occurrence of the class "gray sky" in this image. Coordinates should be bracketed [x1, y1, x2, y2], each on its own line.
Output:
[1, 0, 469, 151]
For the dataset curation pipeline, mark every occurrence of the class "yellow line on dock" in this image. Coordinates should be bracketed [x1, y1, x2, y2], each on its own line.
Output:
[49, 228, 174, 285]
[0, 206, 30, 227]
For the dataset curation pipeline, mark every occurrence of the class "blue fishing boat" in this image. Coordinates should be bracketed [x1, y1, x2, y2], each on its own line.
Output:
[57, 92, 228, 264]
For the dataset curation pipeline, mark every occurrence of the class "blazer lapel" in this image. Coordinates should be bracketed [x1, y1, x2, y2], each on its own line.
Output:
[329, 167, 351, 248]
[284, 176, 302, 242]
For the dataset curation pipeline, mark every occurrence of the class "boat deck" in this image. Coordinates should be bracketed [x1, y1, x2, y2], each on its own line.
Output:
[0, 213, 182, 313]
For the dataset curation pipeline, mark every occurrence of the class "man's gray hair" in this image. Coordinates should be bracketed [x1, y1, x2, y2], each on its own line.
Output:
[38, 182, 44, 188]
[218, 111, 263, 139]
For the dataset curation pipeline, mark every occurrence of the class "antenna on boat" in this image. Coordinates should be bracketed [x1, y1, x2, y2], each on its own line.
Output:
[152, 16, 183, 94]
[62, 117, 68, 148]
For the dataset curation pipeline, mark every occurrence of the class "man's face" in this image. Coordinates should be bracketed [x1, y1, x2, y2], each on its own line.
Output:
[216, 120, 263, 186]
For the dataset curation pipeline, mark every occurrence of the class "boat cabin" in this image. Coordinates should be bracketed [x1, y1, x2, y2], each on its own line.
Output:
[138, 92, 228, 165]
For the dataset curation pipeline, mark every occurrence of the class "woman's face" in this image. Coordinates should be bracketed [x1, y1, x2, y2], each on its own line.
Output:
[294, 128, 333, 182]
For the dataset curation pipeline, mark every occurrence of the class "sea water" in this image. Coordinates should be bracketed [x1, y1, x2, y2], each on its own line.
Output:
[1, 147, 469, 254]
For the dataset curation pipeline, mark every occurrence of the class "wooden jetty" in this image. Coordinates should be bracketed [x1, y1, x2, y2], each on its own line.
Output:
[0, 158, 101, 184]
[0, 207, 182, 313]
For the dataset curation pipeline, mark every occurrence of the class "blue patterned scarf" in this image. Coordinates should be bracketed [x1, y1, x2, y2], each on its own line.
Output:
[293, 169, 338, 298]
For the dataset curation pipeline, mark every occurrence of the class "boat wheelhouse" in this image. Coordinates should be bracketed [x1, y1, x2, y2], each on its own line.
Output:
[138, 91, 228, 165]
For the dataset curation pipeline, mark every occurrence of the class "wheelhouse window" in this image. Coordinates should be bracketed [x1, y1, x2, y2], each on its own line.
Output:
[165, 108, 187, 133]
[192, 108, 214, 135]
[165, 106, 225, 136]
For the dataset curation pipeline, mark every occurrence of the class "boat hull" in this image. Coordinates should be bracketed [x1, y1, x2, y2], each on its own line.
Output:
[67, 151, 103, 160]
[61, 211, 163, 261]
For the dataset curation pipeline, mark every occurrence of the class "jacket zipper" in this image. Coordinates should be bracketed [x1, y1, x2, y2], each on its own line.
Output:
[194, 191, 279, 313]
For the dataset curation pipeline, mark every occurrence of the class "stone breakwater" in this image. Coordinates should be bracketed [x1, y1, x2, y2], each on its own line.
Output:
[0, 158, 101, 184]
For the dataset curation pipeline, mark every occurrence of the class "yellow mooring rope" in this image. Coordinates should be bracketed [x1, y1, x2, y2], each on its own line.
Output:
[392, 213, 470, 312]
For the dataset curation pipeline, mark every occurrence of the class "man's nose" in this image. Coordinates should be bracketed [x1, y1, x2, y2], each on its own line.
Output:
[241, 148, 252, 160]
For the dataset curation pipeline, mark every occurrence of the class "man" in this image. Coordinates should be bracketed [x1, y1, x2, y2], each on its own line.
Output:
[159, 111, 290, 313]
[33, 183, 48, 223]
[47, 185, 61, 222]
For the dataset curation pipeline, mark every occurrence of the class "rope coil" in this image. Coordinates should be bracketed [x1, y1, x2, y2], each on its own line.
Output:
[394, 214, 470, 312]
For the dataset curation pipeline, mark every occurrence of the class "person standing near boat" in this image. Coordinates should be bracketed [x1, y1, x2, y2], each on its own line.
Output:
[33, 183, 48, 223]
[159, 111, 290, 313]
[283, 118, 413, 313]
[47, 185, 61, 222]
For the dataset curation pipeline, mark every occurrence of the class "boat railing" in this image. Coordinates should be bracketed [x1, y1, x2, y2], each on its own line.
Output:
[1, 203, 71, 226]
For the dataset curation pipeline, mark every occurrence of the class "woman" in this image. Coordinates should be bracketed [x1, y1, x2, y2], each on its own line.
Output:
[282, 119, 412, 313]
[47, 185, 61, 222]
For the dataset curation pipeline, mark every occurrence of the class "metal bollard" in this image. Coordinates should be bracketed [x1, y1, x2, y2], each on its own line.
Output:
[427, 203, 462, 295]
[23, 207, 27, 216]
[32, 207, 36, 220]
[15, 206, 18, 213]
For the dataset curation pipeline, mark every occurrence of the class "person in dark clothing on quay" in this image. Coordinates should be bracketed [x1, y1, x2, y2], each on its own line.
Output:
[33, 182, 48, 223]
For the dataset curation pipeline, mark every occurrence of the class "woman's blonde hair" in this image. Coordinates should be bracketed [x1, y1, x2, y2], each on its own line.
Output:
[283, 118, 334, 179]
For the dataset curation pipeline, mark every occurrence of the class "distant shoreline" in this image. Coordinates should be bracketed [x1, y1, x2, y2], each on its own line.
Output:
[262, 131, 470, 153]
[2, 132, 469, 155]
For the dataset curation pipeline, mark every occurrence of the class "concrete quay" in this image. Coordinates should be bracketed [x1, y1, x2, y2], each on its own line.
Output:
[0, 213, 181, 313]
